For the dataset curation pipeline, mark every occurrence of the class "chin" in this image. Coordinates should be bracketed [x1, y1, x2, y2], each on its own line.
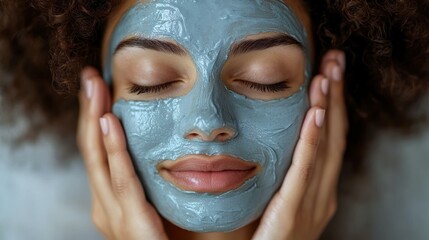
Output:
[131, 150, 289, 232]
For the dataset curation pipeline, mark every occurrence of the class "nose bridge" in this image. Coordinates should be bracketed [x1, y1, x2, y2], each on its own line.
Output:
[195, 82, 233, 133]
[197, 92, 221, 131]
[180, 77, 237, 139]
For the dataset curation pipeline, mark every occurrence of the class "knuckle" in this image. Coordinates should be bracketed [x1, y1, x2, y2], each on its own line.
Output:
[301, 165, 314, 186]
[292, 161, 314, 186]
[300, 135, 320, 148]
[105, 135, 127, 156]
[106, 144, 125, 156]
[111, 176, 131, 197]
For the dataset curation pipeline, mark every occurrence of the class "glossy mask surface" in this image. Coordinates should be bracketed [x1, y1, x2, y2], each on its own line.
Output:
[105, 0, 311, 232]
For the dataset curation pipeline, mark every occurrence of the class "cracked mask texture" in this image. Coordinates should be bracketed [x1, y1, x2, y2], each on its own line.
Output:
[104, 0, 311, 232]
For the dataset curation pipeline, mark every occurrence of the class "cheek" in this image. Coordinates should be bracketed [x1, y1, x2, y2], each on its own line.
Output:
[113, 87, 308, 170]
[227, 89, 309, 189]
[113, 101, 176, 153]
[231, 91, 308, 151]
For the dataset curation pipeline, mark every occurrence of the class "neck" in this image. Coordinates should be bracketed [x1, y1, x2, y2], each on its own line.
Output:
[163, 218, 259, 240]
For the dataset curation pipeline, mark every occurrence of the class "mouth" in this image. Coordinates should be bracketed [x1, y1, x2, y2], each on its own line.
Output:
[157, 155, 260, 194]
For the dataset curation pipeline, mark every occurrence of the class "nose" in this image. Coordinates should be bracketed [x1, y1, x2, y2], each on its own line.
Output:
[185, 127, 237, 142]
[180, 82, 238, 142]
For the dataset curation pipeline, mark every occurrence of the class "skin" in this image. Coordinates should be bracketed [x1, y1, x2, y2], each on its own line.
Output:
[112, 32, 305, 101]
[77, 0, 348, 239]
[107, 0, 311, 231]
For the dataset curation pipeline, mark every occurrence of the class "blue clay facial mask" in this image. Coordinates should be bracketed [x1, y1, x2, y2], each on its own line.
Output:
[104, 0, 311, 232]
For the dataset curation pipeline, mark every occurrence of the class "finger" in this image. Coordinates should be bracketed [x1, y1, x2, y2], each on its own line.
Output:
[91, 194, 113, 237]
[307, 74, 329, 197]
[316, 52, 348, 220]
[309, 74, 329, 108]
[100, 113, 149, 215]
[324, 52, 348, 150]
[303, 74, 330, 213]
[321, 55, 348, 191]
[277, 107, 325, 211]
[77, 68, 116, 210]
[101, 114, 169, 239]
[304, 50, 343, 213]
[253, 107, 326, 240]
[78, 67, 109, 159]
[319, 49, 346, 74]
[81, 66, 100, 81]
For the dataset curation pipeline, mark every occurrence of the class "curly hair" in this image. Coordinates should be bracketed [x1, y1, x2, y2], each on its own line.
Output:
[0, 0, 428, 164]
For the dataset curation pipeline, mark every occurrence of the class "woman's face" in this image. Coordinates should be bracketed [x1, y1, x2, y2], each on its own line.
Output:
[102, 0, 312, 232]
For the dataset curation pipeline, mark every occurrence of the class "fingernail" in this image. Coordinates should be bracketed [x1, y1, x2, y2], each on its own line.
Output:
[85, 79, 93, 99]
[336, 52, 346, 72]
[337, 52, 347, 73]
[315, 109, 326, 128]
[99, 117, 108, 135]
[331, 65, 342, 82]
[321, 78, 329, 95]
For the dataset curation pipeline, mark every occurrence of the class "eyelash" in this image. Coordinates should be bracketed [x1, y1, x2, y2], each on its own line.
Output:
[128, 80, 289, 95]
[128, 82, 173, 94]
[237, 80, 290, 93]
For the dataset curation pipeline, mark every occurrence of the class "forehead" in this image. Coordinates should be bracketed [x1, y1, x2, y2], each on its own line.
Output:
[104, 0, 311, 83]
[110, 0, 307, 50]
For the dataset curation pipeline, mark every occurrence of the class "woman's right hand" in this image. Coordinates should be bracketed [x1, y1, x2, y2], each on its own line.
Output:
[77, 67, 168, 240]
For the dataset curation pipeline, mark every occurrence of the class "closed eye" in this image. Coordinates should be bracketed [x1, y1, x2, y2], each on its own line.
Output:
[128, 82, 177, 94]
[236, 80, 290, 93]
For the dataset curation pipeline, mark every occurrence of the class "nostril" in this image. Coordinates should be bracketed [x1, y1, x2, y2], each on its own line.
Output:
[185, 128, 237, 142]
[186, 132, 200, 140]
[216, 132, 229, 141]
[213, 128, 236, 142]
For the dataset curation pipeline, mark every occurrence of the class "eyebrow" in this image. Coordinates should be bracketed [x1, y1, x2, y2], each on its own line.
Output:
[114, 37, 187, 55]
[230, 34, 302, 55]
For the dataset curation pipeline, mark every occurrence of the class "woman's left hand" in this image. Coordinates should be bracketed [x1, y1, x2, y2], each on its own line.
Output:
[252, 50, 348, 240]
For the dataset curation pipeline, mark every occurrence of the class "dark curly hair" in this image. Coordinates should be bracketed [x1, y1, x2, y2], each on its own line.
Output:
[0, 0, 428, 165]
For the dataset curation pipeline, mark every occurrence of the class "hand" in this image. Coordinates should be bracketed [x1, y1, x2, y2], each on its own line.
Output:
[252, 50, 348, 240]
[77, 68, 168, 240]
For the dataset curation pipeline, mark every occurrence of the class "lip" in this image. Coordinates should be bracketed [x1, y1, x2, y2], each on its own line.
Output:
[157, 155, 260, 194]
